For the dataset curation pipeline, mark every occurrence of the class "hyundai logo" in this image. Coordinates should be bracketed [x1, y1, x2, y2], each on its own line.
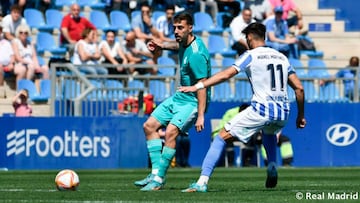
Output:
[326, 123, 357, 146]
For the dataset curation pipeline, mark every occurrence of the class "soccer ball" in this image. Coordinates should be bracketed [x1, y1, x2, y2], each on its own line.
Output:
[55, 169, 80, 191]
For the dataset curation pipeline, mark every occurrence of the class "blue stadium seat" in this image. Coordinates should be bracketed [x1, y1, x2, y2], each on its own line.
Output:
[193, 12, 223, 34]
[152, 11, 165, 22]
[208, 34, 237, 57]
[88, 80, 105, 100]
[212, 82, 233, 101]
[63, 79, 81, 99]
[288, 58, 307, 77]
[105, 80, 127, 101]
[40, 79, 51, 99]
[287, 85, 296, 102]
[149, 80, 169, 102]
[55, 0, 76, 9]
[308, 59, 330, 78]
[234, 80, 252, 101]
[303, 81, 318, 102]
[36, 32, 67, 56]
[222, 57, 235, 68]
[110, 11, 131, 32]
[128, 80, 145, 96]
[90, 10, 118, 32]
[157, 56, 176, 76]
[216, 12, 231, 31]
[45, 9, 63, 30]
[17, 79, 49, 102]
[24, 8, 53, 32]
[77, 0, 106, 9]
[319, 82, 349, 102]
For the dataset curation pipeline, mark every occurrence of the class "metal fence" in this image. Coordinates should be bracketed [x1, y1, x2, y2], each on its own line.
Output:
[50, 62, 360, 117]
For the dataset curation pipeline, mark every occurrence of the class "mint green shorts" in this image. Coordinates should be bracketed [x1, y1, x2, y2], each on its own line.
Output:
[151, 95, 198, 133]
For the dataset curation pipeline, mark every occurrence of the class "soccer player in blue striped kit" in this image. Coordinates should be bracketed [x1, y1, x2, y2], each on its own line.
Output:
[179, 22, 306, 192]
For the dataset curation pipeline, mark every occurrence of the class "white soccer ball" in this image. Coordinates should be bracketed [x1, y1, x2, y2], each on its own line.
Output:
[55, 169, 80, 191]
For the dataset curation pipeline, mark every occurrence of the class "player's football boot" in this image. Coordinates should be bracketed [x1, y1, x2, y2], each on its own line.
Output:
[265, 162, 278, 188]
[140, 180, 164, 191]
[134, 174, 154, 187]
[181, 182, 207, 192]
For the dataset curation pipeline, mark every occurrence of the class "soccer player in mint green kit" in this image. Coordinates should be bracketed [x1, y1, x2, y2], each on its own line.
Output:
[134, 11, 211, 191]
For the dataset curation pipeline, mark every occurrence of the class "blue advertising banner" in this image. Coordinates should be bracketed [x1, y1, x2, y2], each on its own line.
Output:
[1, 103, 360, 169]
[0, 116, 148, 169]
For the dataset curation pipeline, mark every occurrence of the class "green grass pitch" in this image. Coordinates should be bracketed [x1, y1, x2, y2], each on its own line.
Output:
[0, 167, 359, 202]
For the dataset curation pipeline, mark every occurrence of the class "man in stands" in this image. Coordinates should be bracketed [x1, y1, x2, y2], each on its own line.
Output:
[60, 3, 96, 53]
[1, 4, 27, 41]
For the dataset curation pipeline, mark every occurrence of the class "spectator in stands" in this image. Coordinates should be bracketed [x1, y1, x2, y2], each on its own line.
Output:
[200, 0, 218, 25]
[13, 88, 32, 117]
[156, 4, 175, 43]
[265, 6, 297, 57]
[230, 8, 255, 56]
[0, 24, 16, 98]
[123, 31, 157, 75]
[243, 0, 273, 23]
[320, 56, 360, 101]
[60, 3, 96, 53]
[35, 0, 54, 14]
[99, 30, 128, 75]
[1, 4, 27, 41]
[12, 24, 49, 80]
[216, 0, 241, 18]
[73, 28, 107, 75]
[131, 2, 160, 42]
[268, 0, 306, 35]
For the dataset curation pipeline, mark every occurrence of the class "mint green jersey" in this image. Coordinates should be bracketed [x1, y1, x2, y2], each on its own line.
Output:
[151, 36, 211, 132]
[173, 36, 211, 105]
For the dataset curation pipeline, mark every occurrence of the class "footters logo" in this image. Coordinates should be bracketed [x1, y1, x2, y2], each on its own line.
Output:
[6, 129, 110, 157]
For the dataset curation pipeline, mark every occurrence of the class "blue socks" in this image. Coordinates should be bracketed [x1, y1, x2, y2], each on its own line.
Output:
[262, 133, 277, 164]
[201, 135, 226, 177]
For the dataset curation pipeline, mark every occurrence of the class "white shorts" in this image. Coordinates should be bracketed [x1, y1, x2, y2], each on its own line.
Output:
[224, 107, 288, 143]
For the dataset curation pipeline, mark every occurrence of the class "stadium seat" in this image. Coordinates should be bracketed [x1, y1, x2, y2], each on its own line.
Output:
[24, 8, 53, 32]
[303, 81, 318, 102]
[157, 56, 176, 76]
[131, 10, 141, 23]
[222, 57, 235, 68]
[45, 9, 64, 31]
[17, 79, 49, 102]
[319, 82, 348, 102]
[105, 80, 127, 101]
[212, 81, 233, 101]
[234, 80, 252, 101]
[88, 80, 105, 100]
[308, 59, 330, 78]
[36, 32, 67, 56]
[216, 12, 231, 31]
[55, 0, 76, 9]
[193, 12, 223, 34]
[127, 80, 145, 97]
[288, 58, 307, 77]
[287, 85, 296, 102]
[40, 79, 51, 99]
[152, 11, 165, 22]
[109, 11, 131, 32]
[149, 80, 169, 102]
[77, 0, 106, 9]
[208, 34, 237, 57]
[89, 10, 118, 32]
[63, 79, 81, 99]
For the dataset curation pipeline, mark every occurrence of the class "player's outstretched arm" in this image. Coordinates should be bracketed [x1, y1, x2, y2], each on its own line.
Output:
[288, 73, 306, 128]
[178, 66, 238, 92]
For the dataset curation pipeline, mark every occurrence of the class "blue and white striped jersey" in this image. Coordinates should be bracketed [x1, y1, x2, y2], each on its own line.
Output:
[232, 46, 295, 121]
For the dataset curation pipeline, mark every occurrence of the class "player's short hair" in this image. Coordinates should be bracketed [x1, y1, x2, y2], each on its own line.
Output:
[173, 11, 194, 26]
[242, 22, 266, 40]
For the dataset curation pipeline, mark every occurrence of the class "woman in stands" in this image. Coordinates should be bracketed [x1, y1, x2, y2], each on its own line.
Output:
[72, 28, 108, 75]
[99, 30, 128, 75]
[12, 24, 49, 81]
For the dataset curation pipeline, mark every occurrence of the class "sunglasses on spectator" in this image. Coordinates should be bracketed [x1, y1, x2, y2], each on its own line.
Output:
[19, 31, 29, 35]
